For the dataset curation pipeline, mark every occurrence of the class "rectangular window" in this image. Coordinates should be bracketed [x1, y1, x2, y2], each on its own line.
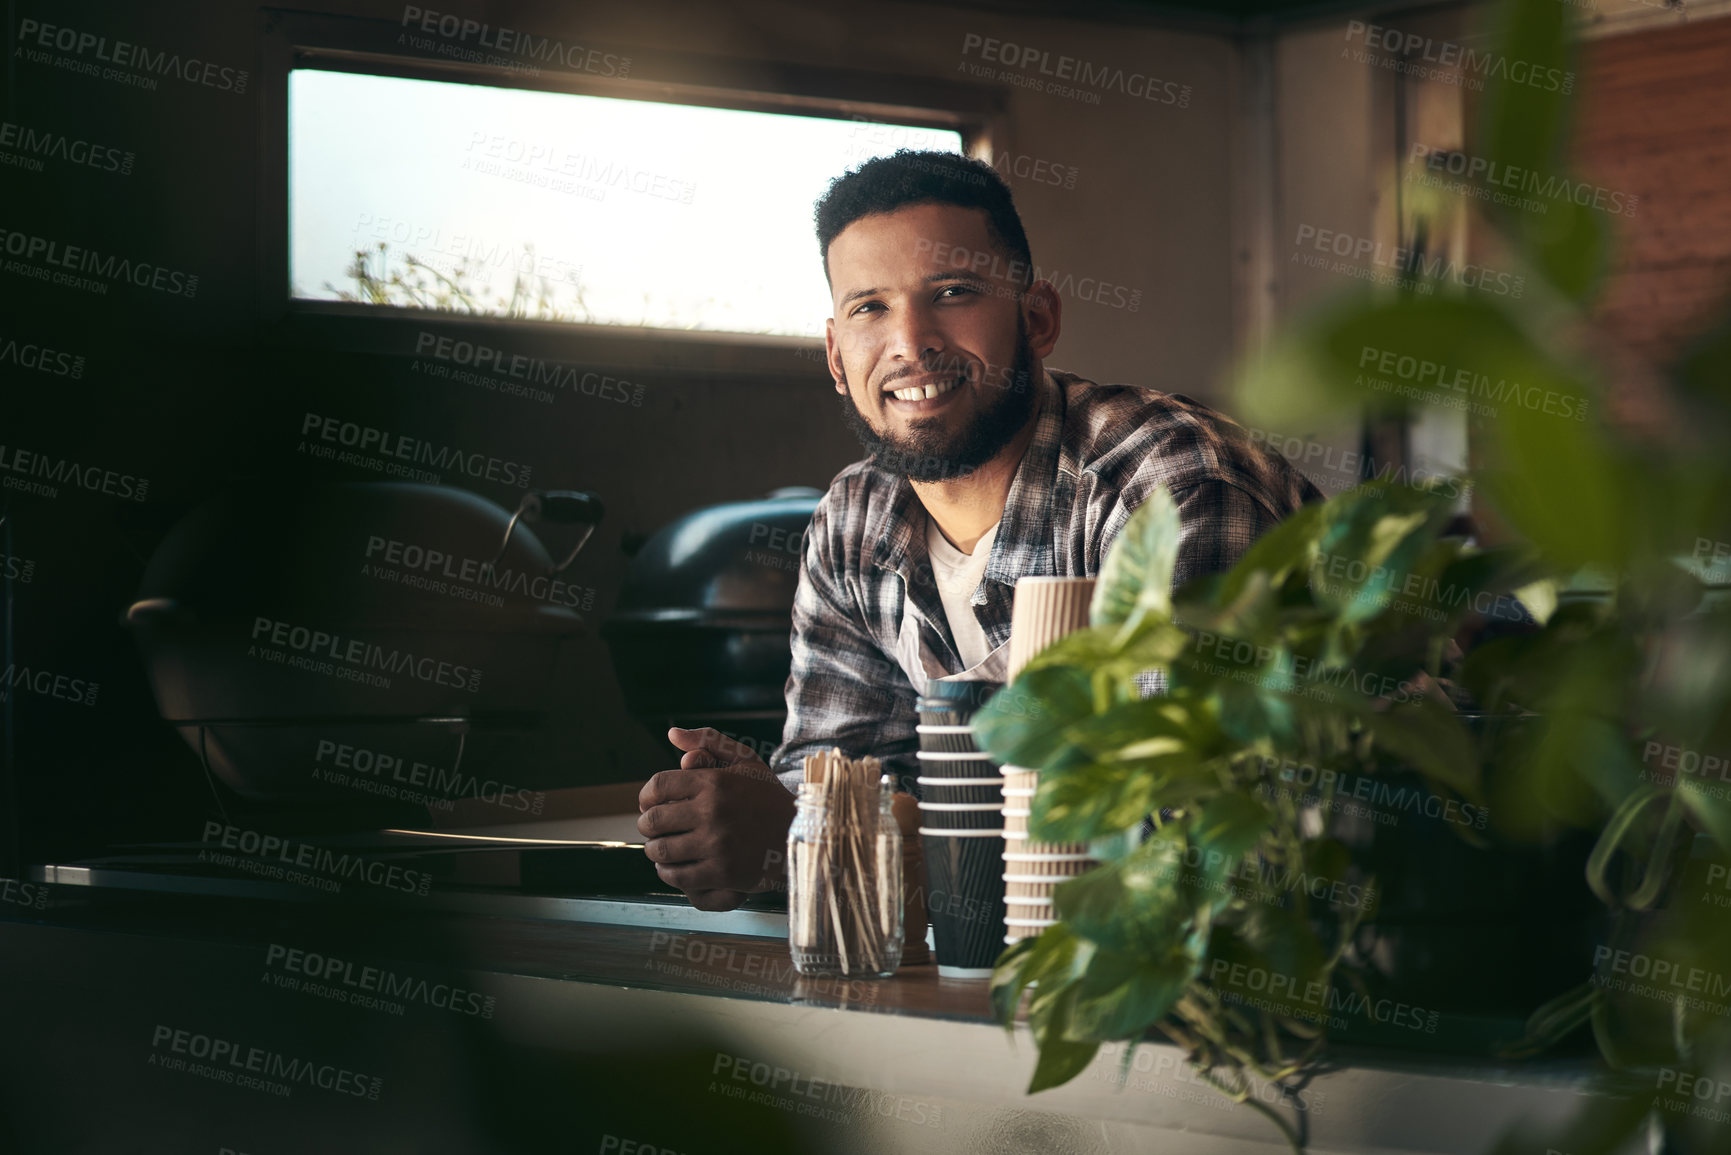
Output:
[288, 68, 965, 337]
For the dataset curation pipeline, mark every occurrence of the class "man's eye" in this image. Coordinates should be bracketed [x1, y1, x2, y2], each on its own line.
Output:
[851, 301, 883, 316]
[937, 285, 974, 299]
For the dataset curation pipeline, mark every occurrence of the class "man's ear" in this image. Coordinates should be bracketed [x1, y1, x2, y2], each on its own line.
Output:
[825, 318, 847, 394]
[1023, 281, 1063, 360]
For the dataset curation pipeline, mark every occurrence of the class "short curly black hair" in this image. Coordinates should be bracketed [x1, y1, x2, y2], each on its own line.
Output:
[813, 149, 1034, 290]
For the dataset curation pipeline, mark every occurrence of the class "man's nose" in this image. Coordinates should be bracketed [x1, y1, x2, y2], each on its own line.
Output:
[884, 302, 946, 366]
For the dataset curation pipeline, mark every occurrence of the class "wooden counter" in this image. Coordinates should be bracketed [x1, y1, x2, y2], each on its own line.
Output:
[0, 872, 1647, 1155]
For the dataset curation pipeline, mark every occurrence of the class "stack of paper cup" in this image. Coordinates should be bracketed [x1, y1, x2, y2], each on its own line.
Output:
[1002, 576, 1100, 943]
[915, 680, 1009, 978]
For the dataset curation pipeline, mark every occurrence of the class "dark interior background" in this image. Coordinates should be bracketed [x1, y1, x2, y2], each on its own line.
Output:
[0, 0, 1277, 864]
[3, 0, 1726, 866]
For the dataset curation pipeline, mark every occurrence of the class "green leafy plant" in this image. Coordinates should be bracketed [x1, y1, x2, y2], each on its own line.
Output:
[976, 480, 1527, 1151]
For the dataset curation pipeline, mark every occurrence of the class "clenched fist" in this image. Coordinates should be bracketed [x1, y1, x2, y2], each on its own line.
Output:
[637, 727, 798, 912]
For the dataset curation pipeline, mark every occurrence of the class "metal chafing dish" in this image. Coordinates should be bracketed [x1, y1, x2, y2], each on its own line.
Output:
[603, 486, 821, 755]
[123, 481, 661, 821]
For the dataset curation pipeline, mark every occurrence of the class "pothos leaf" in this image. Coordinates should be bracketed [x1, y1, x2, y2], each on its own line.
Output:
[990, 922, 1086, 1029]
[1476, 380, 1631, 573]
[1092, 485, 1182, 641]
[1193, 792, 1273, 871]
[1175, 501, 1330, 636]
[1057, 831, 1198, 955]
[989, 938, 1040, 1028]
[1026, 983, 1102, 1093]
[1069, 945, 1200, 1040]
[1020, 621, 1191, 684]
[1308, 482, 1460, 626]
[974, 664, 1095, 768]
[1031, 759, 1162, 845]
[1064, 696, 1196, 761]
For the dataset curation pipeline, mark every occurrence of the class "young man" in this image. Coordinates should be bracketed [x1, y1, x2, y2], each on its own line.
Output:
[637, 150, 1321, 910]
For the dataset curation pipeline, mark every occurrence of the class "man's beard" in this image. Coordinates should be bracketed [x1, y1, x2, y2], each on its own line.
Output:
[836, 322, 1039, 484]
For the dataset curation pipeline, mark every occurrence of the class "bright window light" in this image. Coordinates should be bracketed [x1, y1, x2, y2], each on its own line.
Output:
[288, 69, 965, 337]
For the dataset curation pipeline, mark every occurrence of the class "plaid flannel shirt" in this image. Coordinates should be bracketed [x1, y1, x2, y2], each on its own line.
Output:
[770, 368, 1323, 793]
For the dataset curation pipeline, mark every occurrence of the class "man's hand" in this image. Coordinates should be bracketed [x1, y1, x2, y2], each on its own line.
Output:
[637, 727, 798, 912]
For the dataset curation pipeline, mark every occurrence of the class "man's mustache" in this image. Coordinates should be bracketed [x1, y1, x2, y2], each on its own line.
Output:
[877, 359, 973, 388]
[874, 358, 1032, 392]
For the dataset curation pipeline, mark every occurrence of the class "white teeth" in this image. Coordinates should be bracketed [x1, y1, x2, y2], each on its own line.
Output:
[889, 378, 959, 402]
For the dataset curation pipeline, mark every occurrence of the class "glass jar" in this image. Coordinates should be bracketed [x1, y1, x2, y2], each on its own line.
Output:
[787, 775, 904, 978]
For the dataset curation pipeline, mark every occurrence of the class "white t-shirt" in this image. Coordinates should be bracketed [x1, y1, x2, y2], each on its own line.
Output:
[925, 513, 1002, 670]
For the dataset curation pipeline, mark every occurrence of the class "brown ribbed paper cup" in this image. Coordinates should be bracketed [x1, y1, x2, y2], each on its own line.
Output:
[1005, 904, 1054, 923]
[1000, 769, 1037, 838]
[1004, 921, 1055, 941]
[1006, 896, 1055, 914]
[1002, 870, 1072, 939]
[1002, 576, 1097, 943]
[1007, 576, 1097, 681]
[1003, 850, 1096, 874]
[1004, 877, 1059, 900]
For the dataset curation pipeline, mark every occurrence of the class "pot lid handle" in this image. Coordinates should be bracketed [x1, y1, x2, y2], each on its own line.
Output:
[493, 490, 606, 575]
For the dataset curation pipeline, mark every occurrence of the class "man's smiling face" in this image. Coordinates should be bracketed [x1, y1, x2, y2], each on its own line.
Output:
[824, 202, 1051, 481]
